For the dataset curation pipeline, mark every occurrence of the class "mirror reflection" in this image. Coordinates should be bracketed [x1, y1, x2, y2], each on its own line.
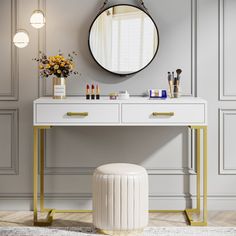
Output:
[89, 5, 159, 75]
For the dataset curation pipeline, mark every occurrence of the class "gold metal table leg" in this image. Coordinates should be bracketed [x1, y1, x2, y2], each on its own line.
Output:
[40, 129, 45, 212]
[33, 126, 92, 226]
[33, 127, 38, 223]
[184, 126, 208, 226]
[149, 126, 208, 226]
[203, 126, 208, 223]
[34, 126, 55, 226]
[197, 128, 201, 214]
[33, 125, 207, 226]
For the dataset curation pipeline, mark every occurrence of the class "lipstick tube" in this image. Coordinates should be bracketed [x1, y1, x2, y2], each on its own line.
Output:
[91, 84, 95, 100]
[86, 84, 90, 100]
[96, 85, 100, 100]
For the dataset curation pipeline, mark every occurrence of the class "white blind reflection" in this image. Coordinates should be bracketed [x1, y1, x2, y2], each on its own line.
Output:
[90, 6, 158, 74]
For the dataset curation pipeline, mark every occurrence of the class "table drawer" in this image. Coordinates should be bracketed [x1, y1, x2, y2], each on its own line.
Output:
[35, 104, 119, 124]
[122, 104, 205, 124]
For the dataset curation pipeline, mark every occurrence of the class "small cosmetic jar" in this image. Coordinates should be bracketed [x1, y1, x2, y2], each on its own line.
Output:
[109, 93, 118, 100]
[118, 91, 130, 100]
[149, 89, 167, 99]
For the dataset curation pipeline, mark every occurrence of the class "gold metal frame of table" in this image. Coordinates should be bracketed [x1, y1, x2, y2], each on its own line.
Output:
[33, 125, 207, 226]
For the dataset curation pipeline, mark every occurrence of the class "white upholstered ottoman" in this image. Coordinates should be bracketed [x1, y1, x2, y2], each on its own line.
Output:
[93, 163, 149, 235]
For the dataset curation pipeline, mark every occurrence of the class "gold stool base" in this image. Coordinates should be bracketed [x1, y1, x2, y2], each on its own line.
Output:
[98, 228, 144, 236]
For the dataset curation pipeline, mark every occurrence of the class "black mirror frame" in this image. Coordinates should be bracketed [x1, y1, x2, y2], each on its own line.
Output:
[88, 4, 160, 76]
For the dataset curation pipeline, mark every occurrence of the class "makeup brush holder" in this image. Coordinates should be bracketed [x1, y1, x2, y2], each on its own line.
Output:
[174, 85, 180, 98]
[169, 85, 181, 98]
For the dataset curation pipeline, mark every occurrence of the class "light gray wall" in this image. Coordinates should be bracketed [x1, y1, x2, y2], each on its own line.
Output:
[0, 0, 236, 210]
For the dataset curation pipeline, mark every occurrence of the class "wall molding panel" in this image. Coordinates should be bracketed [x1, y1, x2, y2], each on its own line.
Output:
[40, 0, 198, 176]
[44, 166, 196, 176]
[0, 0, 18, 101]
[38, 0, 46, 98]
[219, 0, 224, 100]
[43, 127, 196, 176]
[191, 0, 197, 97]
[219, 0, 236, 100]
[1, 193, 236, 211]
[39, 0, 197, 97]
[1, 0, 236, 211]
[219, 109, 236, 174]
[0, 109, 19, 175]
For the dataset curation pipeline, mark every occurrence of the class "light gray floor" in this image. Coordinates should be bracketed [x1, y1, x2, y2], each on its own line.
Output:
[0, 212, 235, 227]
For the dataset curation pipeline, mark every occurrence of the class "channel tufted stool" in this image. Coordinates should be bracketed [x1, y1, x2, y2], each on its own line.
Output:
[93, 163, 149, 235]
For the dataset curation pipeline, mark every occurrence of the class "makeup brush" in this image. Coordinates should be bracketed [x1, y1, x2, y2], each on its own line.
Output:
[175, 69, 182, 98]
[168, 72, 173, 98]
[176, 69, 182, 84]
[176, 69, 182, 80]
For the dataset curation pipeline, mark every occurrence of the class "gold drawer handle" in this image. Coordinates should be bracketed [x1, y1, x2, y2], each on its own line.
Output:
[67, 112, 88, 117]
[152, 112, 175, 116]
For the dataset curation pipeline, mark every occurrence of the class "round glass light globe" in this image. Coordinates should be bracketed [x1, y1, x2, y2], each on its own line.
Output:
[30, 10, 45, 29]
[13, 31, 29, 48]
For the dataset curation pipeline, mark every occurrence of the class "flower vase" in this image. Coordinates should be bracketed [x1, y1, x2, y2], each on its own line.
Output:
[53, 77, 66, 99]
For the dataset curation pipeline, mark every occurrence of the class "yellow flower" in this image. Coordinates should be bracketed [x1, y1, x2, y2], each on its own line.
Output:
[60, 63, 65, 67]
[39, 65, 44, 69]
[46, 64, 50, 69]
[57, 70, 61, 74]
[54, 65, 59, 70]
[70, 63, 74, 69]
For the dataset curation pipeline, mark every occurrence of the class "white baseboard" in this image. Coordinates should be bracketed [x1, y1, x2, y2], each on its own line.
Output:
[0, 193, 236, 211]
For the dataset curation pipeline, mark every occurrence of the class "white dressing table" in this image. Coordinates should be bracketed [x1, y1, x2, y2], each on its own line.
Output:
[33, 97, 207, 226]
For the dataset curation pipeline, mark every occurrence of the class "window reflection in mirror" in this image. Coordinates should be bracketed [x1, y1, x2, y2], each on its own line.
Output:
[89, 5, 159, 75]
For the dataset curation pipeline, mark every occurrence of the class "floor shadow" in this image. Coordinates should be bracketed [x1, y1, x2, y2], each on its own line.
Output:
[20, 219, 100, 235]
[21, 219, 93, 228]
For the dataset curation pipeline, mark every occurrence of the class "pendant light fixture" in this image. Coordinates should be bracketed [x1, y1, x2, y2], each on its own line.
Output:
[13, 30, 29, 48]
[30, 10, 45, 29]
[13, 0, 45, 48]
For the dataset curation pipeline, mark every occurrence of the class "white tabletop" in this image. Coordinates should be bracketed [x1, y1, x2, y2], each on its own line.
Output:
[34, 96, 207, 104]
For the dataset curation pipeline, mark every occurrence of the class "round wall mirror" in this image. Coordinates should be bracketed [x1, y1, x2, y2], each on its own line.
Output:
[88, 4, 159, 76]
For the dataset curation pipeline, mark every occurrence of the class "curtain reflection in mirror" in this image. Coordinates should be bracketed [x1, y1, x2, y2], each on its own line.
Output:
[90, 9, 113, 69]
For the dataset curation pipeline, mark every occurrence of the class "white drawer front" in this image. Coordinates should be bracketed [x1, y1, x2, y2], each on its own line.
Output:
[35, 104, 119, 124]
[122, 104, 205, 124]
